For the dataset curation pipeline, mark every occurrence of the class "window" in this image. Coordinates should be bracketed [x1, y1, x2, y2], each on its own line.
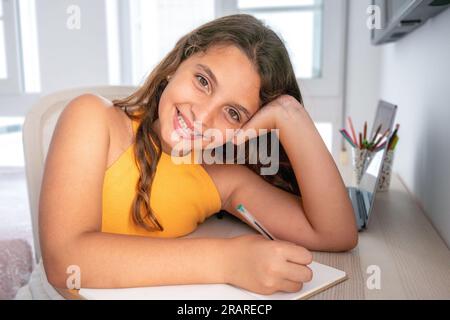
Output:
[127, 0, 215, 85]
[0, 1, 7, 79]
[236, 0, 323, 79]
[0, 0, 40, 94]
[18, 0, 40, 93]
[0, 0, 22, 94]
[315, 122, 332, 152]
[125, 0, 323, 84]
[106, 0, 121, 85]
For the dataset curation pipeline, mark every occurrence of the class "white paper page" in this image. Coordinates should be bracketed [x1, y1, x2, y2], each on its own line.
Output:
[79, 215, 347, 300]
[79, 261, 346, 300]
[244, 262, 347, 300]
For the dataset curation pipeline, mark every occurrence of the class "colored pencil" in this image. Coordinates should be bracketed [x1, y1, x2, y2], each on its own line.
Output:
[374, 141, 387, 152]
[342, 129, 355, 146]
[344, 117, 397, 151]
[372, 129, 390, 151]
[363, 121, 367, 142]
[347, 117, 358, 145]
[340, 129, 356, 148]
[370, 124, 382, 146]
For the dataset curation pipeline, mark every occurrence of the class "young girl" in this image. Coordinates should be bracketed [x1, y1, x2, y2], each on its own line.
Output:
[39, 14, 357, 296]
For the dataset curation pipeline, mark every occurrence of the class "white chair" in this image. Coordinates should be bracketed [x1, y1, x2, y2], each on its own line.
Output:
[22, 86, 137, 263]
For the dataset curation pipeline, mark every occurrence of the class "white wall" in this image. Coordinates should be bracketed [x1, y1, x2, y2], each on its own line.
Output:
[344, 1, 450, 247]
[379, 8, 450, 247]
[0, 0, 110, 117]
[345, 0, 381, 140]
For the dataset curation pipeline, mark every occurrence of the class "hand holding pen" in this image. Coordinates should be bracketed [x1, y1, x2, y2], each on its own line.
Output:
[224, 204, 313, 295]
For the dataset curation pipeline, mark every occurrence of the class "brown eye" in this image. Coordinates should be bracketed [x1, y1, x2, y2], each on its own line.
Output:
[228, 108, 241, 122]
[196, 75, 209, 88]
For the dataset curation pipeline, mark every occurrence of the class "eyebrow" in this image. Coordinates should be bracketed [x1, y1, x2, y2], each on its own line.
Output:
[197, 64, 218, 87]
[195, 63, 253, 120]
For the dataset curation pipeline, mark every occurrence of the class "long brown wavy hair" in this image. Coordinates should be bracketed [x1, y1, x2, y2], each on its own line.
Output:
[113, 14, 303, 232]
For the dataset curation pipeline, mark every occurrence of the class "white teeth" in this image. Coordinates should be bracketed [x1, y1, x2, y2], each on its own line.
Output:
[177, 110, 202, 138]
[177, 114, 188, 130]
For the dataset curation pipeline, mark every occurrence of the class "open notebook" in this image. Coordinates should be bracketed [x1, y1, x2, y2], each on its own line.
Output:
[79, 214, 347, 300]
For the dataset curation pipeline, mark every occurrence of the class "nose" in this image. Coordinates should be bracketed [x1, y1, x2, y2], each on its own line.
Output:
[191, 103, 216, 131]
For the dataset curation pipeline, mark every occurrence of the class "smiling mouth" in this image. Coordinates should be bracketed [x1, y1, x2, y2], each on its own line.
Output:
[173, 106, 203, 140]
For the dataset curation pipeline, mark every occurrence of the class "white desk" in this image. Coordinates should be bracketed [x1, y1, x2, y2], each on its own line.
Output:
[185, 163, 450, 299]
[57, 165, 450, 300]
[310, 164, 450, 299]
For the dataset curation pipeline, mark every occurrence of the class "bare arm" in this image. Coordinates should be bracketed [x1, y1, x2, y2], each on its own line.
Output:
[39, 94, 228, 289]
[49, 232, 229, 289]
[275, 98, 358, 248]
[227, 95, 358, 252]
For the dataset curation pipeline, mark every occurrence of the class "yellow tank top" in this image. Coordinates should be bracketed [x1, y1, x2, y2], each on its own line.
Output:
[101, 118, 222, 238]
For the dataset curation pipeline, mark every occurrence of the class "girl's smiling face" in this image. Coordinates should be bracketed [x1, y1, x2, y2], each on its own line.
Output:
[154, 45, 261, 155]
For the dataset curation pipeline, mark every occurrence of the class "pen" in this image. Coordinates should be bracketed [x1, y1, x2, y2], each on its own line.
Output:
[236, 204, 275, 240]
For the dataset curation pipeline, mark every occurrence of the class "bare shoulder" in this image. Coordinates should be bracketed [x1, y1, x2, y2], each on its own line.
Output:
[60, 93, 131, 143]
[66, 93, 112, 110]
[44, 94, 113, 179]
[39, 94, 116, 251]
[60, 93, 111, 126]
[61, 93, 136, 166]
[201, 163, 260, 211]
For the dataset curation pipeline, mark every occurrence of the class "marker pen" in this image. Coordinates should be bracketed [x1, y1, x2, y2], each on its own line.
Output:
[236, 204, 276, 240]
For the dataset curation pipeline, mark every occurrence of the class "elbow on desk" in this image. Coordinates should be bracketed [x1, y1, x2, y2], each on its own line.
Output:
[324, 208, 360, 252]
[42, 254, 68, 289]
[332, 229, 359, 252]
[41, 240, 85, 290]
[298, 204, 359, 252]
[310, 226, 359, 252]
[336, 231, 359, 252]
[316, 234, 358, 253]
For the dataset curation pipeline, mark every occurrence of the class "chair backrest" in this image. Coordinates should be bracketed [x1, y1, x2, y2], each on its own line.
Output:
[22, 86, 137, 263]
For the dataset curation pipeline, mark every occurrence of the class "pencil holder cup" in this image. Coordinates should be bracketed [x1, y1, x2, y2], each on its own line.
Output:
[351, 148, 374, 186]
[377, 150, 395, 191]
